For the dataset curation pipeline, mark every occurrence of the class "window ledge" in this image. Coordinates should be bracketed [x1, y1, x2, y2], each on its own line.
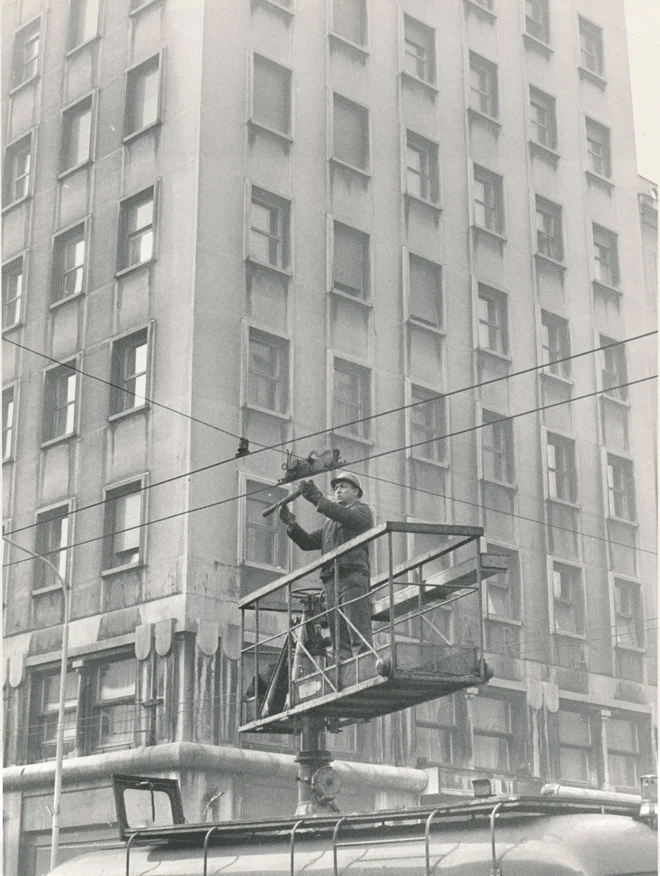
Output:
[101, 562, 144, 578]
[8, 75, 39, 97]
[592, 278, 622, 297]
[600, 391, 630, 408]
[539, 369, 573, 387]
[245, 256, 291, 279]
[329, 156, 371, 180]
[477, 347, 512, 365]
[585, 169, 614, 191]
[122, 119, 163, 145]
[108, 404, 149, 424]
[463, 0, 497, 22]
[487, 615, 523, 627]
[535, 252, 566, 271]
[251, 0, 294, 17]
[2, 195, 31, 215]
[130, 0, 164, 15]
[115, 258, 156, 280]
[401, 70, 438, 97]
[332, 428, 373, 446]
[247, 118, 293, 146]
[553, 629, 587, 642]
[40, 432, 77, 450]
[606, 515, 638, 529]
[409, 453, 449, 470]
[2, 455, 14, 465]
[529, 140, 560, 164]
[407, 317, 444, 335]
[328, 31, 369, 59]
[481, 477, 517, 491]
[2, 321, 24, 336]
[331, 287, 372, 308]
[523, 31, 553, 56]
[49, 291, 85, 312]
[242, 560, 289, 575]
[547, 497, 580, 511]
[65, 35, 100, 58]
[615, 641, 646, 654]
[31, 585, 64, 597]
[57, 159, 93, 181]
[405, 192, 442, 214]
[243, 403, 291, 421]
[472, 224, 507, 244]
[578, 66, 607, 89]
[467, 107, 502, 132]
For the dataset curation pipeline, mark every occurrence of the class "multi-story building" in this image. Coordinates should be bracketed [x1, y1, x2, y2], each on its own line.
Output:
[2, 0, 657, 872]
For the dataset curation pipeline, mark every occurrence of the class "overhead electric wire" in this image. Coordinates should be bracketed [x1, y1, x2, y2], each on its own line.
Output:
[3, 374, 657, 569]
[2, 330, 656, 540]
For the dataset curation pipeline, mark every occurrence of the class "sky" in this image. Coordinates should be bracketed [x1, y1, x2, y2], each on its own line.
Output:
[625, 0, 660, 183]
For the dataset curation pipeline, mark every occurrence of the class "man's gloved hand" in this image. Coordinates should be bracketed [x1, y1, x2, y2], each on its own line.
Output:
[299, 480, 323, 506]
[279, 504, 295, 525]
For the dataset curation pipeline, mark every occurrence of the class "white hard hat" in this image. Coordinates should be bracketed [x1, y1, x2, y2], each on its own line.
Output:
[330, 471, 363, 498]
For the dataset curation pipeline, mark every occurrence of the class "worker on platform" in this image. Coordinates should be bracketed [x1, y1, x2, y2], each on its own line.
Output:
[279, 472, 374, 661]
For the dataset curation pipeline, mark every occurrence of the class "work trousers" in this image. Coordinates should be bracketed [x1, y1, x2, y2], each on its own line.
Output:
[322, 570, 373, 661]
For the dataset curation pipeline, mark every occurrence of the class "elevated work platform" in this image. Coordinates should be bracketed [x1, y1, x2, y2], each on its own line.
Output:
[239, 523, 505, 736]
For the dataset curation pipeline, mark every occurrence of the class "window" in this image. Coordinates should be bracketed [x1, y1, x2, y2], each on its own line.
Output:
[410, 385, 446, 464]
[28, 672, 78, 762]
[333, 359, 370, 439]
[333, 222, 369, 299]
[592, 225, 619, 287]
[12, 19, 40, 86]
[125, 56, 161, 137]
[535, 196, 563, 261]
[333, 94, 369, 171]
[3, 135, 32, 204]
[403, 15, 435, 84]
[2, 258, 23, 327]
[472, 696, 512, 771]
[614, 579, 643, 648]
[482, 411, 514, 484]
[406, 132, 439, 204]
[600, 336, 628, 401]
[552, 561, 584, 634]
[607, 718, 640, 789]
[91, 658, 136, 751]
[247, 329, 289, 413]
[245, 480, 289, 568]
[252, 54, 291, 136]
[332, 0, 367, 46]
[52, 225, 86, 302]
[606, 454, 635, 521]
[111, 329, 149, 414]
[473, 166, 504, 233]
[469, 53, 498, 118]
[530, 87, 557, 149]
[60, 97, 92, 172]
[103, 482, 143, 570]
[2, 387, 15, 462]
[477, 285, 508, 355]
[486, 549, 519, 619]
[586, 118, 611, 178]
[118, 188, 154, 270]
[546, 433, 576, 503]
[408, 254, 442, 328]
[34, 505, 70, 590]
[558, 710, 593, 783]
[68, 0, 99, 48]
[42, 364, 77, 442]
[415, 696, 455, 764]
[541, 311, 570, 378]
[579, 17, 604, 77]
[249, 187, 290, 269]
[525, 0, 550, 43]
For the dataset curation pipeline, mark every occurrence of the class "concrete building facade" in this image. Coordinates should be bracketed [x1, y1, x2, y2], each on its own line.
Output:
[2, 0, 657, 873]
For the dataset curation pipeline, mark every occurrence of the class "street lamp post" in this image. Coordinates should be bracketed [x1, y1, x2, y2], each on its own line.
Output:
[3, 536, 71, 872]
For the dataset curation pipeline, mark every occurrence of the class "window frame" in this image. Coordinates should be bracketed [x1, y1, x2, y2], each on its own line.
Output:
[414, 693, 456, 765]
[405, 250, 443, 331]
[329, 353, 372, 443]
[406, 380, 448, 467]
[109, 324, 153, 419]
[472, 165, 505, 236]
[116, 185, 157, 275]
[11, 17, 40, 90]
[102, 476, 147, 574]
[2, 384, 17, 463]
[59, 93, 95, 176]
[239, 474, 291, 572]
[246, 184, 292, 274]
[41, 358, 80, 446]
[468, 52, 499, 120]
[67, 0, 101, 52]
[529, 86, 557, 151]
[610, 575, 645, 651]
[2, 255, 25, 330]
[483, 544, 521, 623]
[548, 558, 586, 638]
[329, 0, 369, 50]
[585, 117, 612, 180]
[248, 50, 294, 140]
[535, 195, 564, 263]
[3, 132, 34, 207]
[401, 12, 437, 87]
[331, 219, 370, 301]
[479, 407, 515, 487]
[405, 129, 440, 207]
[592, 223, 620, 289]
[32, 500, 74, 593]
[330, 91, 371, 175]
[88, 654, 138, 753]
[544, 431, 578, 505]
[475, 283, 509, 357]
[525, 0, 550, 44]
[471, 693, 514, 773]
[28, 669, 79, 763]
[51, 221, 88, 305]
[605, 452, 636, 523]
[540, 310, 571, 381]
[557, 707, 595, 785]
[123, 53, 164, 142]
[607, 714, 642, 791]
[599, 334, 628, 402]
[578, 16, 605, 80]
[243, 323, 291, 417]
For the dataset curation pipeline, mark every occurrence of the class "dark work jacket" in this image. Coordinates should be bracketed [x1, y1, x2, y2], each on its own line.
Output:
[286, 498, 373, 581]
